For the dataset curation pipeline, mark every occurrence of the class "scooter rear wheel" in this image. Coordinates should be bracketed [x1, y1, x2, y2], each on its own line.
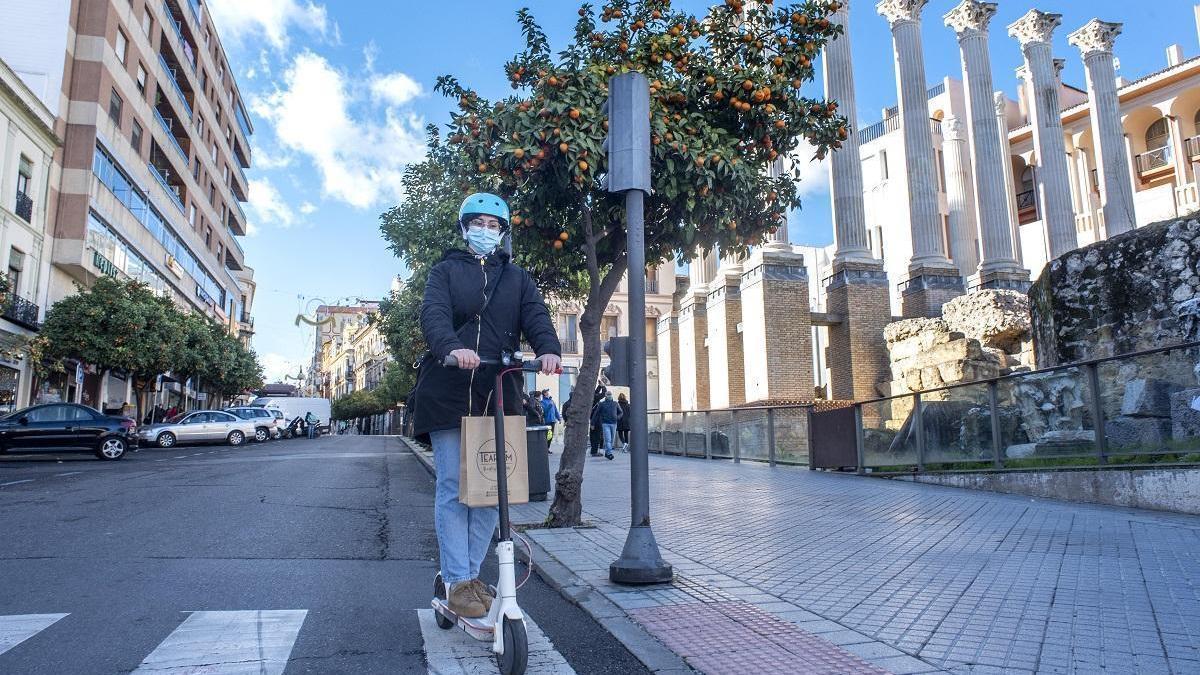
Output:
[497, 617, 527, 675]
[433, 574, 454, 630]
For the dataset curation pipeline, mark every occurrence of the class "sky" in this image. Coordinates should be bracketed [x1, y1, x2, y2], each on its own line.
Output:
[206, 0, 1200, 382]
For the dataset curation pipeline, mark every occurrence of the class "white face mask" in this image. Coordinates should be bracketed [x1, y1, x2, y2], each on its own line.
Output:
[465, 225, 502, 254]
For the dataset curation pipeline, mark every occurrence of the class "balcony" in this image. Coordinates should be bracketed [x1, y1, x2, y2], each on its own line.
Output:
[148, 159, 185, 213]
[226, 204, 246, 236]
[161, 1, 195, 71]
[186, 0, 200, 24]
[646, 277, 659, 294]
[560, 338, 579, 354]
[1186, 135, 1200, 160]
[235, 103, 253, 143]
[2, 293, 40, 331]
[1136, 145, 1173, 176]
[157, 53, 193, 119]
[1016, 189, 1036, 211]
[154, 109, 188, 163]
[14, 192, 32, 222]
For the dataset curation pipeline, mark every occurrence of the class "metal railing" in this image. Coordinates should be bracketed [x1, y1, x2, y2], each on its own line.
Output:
[859, 114, 900, 144]
[148, 162, 185, 212]
[850, 340, 1200, 474]
[647, 277, 659, 294]
[14, 192, 32, 222]
[1186, 135, 1200, 159]
[1136, 146, 1172, 173]
[161, 1, 193, 71]
[1016, 189, 1036, 211]
[186, 0, 200, 25]
[560, 339, 579, 354]
[154, 109, 188, 163]
[157, 53, 192, 119]
[2, 294, 40, 330]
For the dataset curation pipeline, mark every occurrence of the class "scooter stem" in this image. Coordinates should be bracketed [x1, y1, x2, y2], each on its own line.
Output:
[492, 368, 522, 543]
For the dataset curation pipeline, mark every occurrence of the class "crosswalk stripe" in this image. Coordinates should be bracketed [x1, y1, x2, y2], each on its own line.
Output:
[0, 614, 68, 656]
[131, 610, 307, 674]
[417, 609, 575, 675]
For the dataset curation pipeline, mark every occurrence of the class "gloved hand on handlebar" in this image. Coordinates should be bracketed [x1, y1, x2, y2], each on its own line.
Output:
[448, 348, 480, 370]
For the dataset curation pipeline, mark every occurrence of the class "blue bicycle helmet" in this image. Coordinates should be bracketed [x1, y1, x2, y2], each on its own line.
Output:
[458, 192, 510, 230]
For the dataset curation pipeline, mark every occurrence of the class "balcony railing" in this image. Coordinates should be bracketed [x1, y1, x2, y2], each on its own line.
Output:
[14, 192, 32, 222]
[148, 162, 185, 213]
[157, 53, 193, 119]
[240, 312, 253, 326]
[235, 103, 253, 142]
[186, 0, 200, 25]
[1016, 189, 1036, 211]
[153, 109, 188, 163]
[1186, 135, 1200, 159]
[859, 115, 900, 144]
[560, 339, 579, 354]
[2, 294, 40, 330]
[1136, 145, 1172, 174]
[161, 1, 194, 71]
[647, 277, 659, 294]
[226, 224, 245, 257]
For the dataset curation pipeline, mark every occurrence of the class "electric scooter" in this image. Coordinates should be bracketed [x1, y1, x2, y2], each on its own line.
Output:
[431, 351, 555, 675]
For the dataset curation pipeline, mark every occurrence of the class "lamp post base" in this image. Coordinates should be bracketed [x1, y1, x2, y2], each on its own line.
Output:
[610, 525, 674, 585]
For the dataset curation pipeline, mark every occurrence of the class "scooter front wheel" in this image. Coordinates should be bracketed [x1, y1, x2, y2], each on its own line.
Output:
[497, 617, 528, 675]
[433, 574, 454, 630]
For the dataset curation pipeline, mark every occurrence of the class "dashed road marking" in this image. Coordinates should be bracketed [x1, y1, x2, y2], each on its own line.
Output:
[418, 609, 575, 674]
[131, 610, 307, 674]
[0, 614, 69, 656]
[0, 479, 34, 487]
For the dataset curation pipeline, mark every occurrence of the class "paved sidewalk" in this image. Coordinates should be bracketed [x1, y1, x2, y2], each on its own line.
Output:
[505, 452, 1200, 674]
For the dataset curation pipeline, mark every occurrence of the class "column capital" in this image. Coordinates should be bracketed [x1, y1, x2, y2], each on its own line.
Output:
[943, 0, 996, 37]
[876, 0, 927, 28]
[1068, 19, 1122, 57]
[1053, 58, 1066, 77]
[1007, 9, 1062, 47]
[993, 91, 1007, 117]
[942, 115, 966, 141]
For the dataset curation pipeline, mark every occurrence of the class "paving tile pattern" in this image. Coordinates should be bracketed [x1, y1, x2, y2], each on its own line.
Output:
[629, 601, 890, 675]
[512, 454, 1200, 674]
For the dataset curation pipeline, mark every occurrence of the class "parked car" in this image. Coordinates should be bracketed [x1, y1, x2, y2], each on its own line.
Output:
[0, 403, 137, 460]
[138, 410, 257, 448]
[268, 409, 286, 438]
[251, 397, 331, 435]
[224, 407, 278, 442]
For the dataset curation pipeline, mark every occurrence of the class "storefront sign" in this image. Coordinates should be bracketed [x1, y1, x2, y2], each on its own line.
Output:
[92, 251, 118, 277]
[75, 362, 84, 384]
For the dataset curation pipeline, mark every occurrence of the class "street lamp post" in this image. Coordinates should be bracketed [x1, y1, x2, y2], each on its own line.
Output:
[606, 72, 673, 585]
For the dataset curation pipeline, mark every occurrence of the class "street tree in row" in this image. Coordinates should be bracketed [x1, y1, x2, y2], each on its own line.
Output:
[29, 276, 263, 419]
[434, 0, 848, 525]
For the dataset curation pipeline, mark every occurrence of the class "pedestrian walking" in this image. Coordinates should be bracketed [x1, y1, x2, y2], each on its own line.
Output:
[406, 192, 561, 619]
[590, 391, 623, 460]
[523, 391, 545, 426]
[616, 392, 631, 452]
[539, 390, 560, 453]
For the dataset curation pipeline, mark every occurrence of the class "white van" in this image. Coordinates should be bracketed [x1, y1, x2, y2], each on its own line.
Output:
[251, 397, 332, 435]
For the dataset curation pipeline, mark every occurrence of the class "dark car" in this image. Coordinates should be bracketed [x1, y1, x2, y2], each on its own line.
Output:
[0, 403, 138, 460]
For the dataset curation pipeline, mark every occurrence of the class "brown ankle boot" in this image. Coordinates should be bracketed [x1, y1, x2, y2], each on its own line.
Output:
[470, 579, 495, 612]
[448, 581, 486, 618]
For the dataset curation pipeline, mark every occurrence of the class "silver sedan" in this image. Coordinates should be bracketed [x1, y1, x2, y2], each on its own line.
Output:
[139, 410, 258, 448]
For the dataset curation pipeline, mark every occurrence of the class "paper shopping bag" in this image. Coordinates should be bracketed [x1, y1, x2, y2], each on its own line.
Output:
[459, 415, 529, 507]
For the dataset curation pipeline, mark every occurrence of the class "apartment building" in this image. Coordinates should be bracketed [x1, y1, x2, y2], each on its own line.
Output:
[0, 0, 256, 405]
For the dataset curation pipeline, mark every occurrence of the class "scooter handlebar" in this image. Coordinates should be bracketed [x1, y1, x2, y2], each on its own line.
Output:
[442, 354, 560, 373]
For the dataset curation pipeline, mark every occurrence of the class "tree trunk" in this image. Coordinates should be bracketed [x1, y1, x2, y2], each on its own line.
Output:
[547, 253, 627, 527]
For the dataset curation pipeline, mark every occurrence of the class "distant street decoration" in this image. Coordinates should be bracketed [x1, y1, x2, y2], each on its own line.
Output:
[294, 297, 336, 327]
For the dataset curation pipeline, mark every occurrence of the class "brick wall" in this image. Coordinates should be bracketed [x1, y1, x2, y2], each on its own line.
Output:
[706, 272, 745, 409]
[826, 264, 892, 401]
[677, 289, 710, 410]
[740, 250, 813, 403]
[656, 314, 681, 411]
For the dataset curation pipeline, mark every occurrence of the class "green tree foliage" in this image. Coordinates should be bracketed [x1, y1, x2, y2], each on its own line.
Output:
[429, 0, 846, 526]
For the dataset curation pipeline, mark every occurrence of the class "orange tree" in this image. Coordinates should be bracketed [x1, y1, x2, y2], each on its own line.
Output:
[436, 0, 847, 525]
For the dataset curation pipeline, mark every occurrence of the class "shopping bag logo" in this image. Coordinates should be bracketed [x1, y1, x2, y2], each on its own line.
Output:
[475, 438, 518, 479]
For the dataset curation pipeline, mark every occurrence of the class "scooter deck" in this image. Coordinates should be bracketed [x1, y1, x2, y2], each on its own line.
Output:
[431, 598, 495, 641]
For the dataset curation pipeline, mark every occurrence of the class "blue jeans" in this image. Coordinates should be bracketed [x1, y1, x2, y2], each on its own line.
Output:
[601, 423, 617, 455]
[431, 428, 499, 585]
[307, 423, 317, 439]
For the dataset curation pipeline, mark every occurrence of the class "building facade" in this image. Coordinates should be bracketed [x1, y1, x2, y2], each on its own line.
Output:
[0, 0, 256, 409]
[310, 302, 379, 399]
[0, 58, 59, 413]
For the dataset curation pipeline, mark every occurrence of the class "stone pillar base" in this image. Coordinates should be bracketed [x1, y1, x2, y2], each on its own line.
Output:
[901, 265, 966, 318]
[740, 248, 813, 403]
[825, 261, 892, 402]
[968, 268, 1032, 293]
[656, 314, 681, 413]
[706, 268, 744, 409]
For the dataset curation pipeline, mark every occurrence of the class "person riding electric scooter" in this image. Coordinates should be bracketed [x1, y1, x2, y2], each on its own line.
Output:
[409, 193, 560, 671]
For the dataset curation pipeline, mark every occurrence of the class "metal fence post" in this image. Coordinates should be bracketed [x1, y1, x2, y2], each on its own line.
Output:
[988, 381, 1003, 469]
[1086, 363, 1108, 465]
[703, 412, 712, 460]
[732, 411, 741, 463]
[679, 411, 686, 457]
[767, 408, 777, 467]
[913, 393, 925, 472]
[659, 414, 666, 454]
[807, 407, 816, 471]
[854, 404, 866, 475]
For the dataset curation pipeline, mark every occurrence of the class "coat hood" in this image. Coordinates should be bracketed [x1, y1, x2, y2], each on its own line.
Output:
[439, 247, 511, 265]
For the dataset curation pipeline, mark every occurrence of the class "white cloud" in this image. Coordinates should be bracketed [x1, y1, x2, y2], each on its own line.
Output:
[251, 51, 426, 209]
[789, 138, 831, 198]
[370, 72, 422, 106]
[252, 146, 294, 169]
[249, 177, 296, 228]
[299, 201, 317, 215]
[261, 352, 302, 382]
[205, 0, 329, 50]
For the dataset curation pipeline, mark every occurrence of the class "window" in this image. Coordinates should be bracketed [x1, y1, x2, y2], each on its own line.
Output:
[211, 142, 217, 162]
[131, 120, 143, 154]
[115, 30, 128, 64]
[935, 150, 946, 192]
[879, 150, 889, 180]
[217, 64, 224, 83]
[136, 63, 147, 96]
[108, 89, 123, 125]
[16, 158, 31, 197]
[8, 248, 24, 296]
[188, 203, 197, 227]
[1020, 166, 1035, 193]
[875, 226, 885, 261]
[205, 226, 212, 247]
[216, 241, 223, 261]
[1145, 118, 1169, 151]
[196, 116, 204, 137]
[601, 315, 618, 341]
[141, 8, 152, 36]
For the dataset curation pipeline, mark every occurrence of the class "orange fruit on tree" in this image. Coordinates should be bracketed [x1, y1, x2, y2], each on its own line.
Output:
[511, 215, 523, 225]
[569, 108, 581, 120]
[742, 79, 754, 91]
[775, 119, 786, 129]
[558, 231, 569, 241]
[553, 240, 564, 250]
[773, 56, 784, 67]
[559, 142, 569, 153]
[478, 162, 488, 172]
[578, 160, 589, 171]
[513, 148, 525, 159]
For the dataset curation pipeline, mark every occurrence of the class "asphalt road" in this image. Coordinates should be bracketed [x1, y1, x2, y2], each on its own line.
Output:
[0, 434, 649, 674]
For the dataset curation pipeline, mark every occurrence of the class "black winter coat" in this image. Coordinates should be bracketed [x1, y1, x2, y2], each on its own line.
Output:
[411, 248, 561, 442]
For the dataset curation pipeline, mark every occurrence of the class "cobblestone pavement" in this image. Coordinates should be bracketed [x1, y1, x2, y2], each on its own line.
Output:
[511, 453, 1200, 674]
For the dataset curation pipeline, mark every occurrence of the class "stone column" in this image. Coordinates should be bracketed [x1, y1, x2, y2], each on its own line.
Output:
[1069, 19, 1136, 237]
[705, 262, 744, 409]
[945, 0, 1029, 290]
[1009, 10, 1078, 259]
[764, 157, 791, 251]
[740, 248, 812, 403]
[877, 0, 963, 317]
[656, 314, 681, 412]
[676, 284, 709, 411]
[995, 91, 1023, 264]
[940, 115, 980, 279]
[823, 0, 873, 264]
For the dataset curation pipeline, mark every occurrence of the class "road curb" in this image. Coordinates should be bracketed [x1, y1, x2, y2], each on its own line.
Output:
[399, 436, 693, 674]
